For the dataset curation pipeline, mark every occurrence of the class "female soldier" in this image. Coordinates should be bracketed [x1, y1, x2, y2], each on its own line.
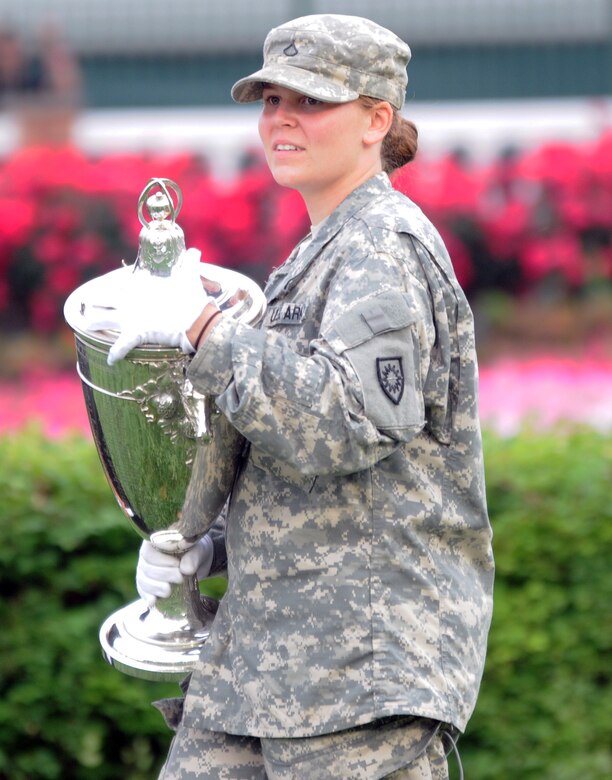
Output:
[118, 14, 494, 780]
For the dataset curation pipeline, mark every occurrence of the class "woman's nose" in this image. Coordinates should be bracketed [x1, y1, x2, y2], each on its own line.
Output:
[273, 104, 298, 126]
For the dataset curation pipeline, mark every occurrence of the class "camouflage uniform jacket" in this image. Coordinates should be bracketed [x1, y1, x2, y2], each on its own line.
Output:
[183, 172, 494, 738]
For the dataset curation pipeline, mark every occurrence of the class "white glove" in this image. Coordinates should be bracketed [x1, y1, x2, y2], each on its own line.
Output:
[107, 248, 211, 366]
[79, 274, 122, 333]
[80, 306, 121, 333]
[136, 536, 214, 608]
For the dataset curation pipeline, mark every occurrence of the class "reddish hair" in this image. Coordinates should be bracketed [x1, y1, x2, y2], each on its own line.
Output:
[360, 96, 418, 173]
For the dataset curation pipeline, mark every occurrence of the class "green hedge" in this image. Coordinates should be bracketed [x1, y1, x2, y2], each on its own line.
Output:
[0, 427, 610, 779]
[0, 430, 176, 779]
[465, 430, 612, 779]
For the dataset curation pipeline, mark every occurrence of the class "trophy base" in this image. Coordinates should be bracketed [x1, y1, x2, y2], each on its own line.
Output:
[100, 597, 216, 682]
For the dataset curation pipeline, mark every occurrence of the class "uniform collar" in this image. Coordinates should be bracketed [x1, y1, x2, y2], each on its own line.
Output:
[265, 173, 392, 301]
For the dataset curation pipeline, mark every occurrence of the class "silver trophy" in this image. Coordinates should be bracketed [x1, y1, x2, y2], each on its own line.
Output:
[64, 178, 266, 681]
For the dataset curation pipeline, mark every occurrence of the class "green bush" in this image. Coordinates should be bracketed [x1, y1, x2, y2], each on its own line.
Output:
[0, 427, 610, 778]
[0, 429, 176, 779]
[461, 429, 612, 779]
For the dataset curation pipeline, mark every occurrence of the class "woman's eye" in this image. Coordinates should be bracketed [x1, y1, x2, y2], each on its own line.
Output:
[304, 96, 321, 106]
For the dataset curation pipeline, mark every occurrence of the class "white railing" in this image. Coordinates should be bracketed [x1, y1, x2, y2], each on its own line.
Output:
[1, 98, 610, 180]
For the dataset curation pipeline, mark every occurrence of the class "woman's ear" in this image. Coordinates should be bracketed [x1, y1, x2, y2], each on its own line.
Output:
[363, 101, 394, 147]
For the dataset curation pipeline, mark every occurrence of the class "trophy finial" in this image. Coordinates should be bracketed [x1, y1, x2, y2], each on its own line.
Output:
[145, 191, 173, 222]
[136, 178, 186, 276]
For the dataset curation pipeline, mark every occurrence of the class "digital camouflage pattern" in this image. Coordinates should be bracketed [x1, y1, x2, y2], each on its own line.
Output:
[231, 14, 410, 110]
[159, 716, 448, 779]
[184, 172, 494, 738]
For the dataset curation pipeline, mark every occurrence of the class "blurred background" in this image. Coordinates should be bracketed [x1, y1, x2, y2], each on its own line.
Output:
[0, 2, 611, 779]
[1, 0, 611, 363]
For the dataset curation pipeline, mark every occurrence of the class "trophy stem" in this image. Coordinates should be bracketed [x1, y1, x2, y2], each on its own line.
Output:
[99, 530, 219, 681]
[155, 572, 217, 629]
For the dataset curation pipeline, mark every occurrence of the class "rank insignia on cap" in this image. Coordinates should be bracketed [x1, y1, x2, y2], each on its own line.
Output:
[283, 40, 298, 57]
[377, 357, 404, 405]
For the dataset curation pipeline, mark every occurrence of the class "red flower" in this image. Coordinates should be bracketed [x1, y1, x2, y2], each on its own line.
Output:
[0, 135, 609, 335]
[71, 233, 106, 268]
[33, 232, 71, 266]
[47, 265, 80, 295]
[2, 144, 93, 196]
[521, 231, 584, 287]
[29, 289, 60, 333]
[0, 197, 36, 245]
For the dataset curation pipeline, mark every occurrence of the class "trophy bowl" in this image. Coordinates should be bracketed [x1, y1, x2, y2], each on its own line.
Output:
[63, 179, 266, 681]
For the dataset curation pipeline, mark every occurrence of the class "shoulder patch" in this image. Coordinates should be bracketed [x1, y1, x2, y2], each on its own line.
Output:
[377, 356, 404, 405]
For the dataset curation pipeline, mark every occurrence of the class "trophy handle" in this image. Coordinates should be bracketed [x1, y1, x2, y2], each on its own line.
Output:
[149, 529, 216, 630]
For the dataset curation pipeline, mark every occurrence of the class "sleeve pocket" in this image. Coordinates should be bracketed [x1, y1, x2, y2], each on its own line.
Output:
[323, 291, 425, 439]
[261, 341, 323, 410]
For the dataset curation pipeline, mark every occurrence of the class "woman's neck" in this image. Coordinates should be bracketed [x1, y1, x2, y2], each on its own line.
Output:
[302, 161, 383, 225]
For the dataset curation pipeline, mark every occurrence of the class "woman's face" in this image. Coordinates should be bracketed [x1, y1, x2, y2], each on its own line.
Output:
[258, 85, 381, 221]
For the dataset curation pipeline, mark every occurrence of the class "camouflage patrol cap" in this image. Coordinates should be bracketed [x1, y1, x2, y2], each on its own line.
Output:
[231, 14, 410, 110]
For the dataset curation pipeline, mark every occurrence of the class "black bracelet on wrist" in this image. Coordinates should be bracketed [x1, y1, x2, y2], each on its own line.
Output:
[194, 309, 222, 350]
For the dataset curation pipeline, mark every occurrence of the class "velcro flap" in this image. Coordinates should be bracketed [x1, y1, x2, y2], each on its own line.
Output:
[324, 290, 417, 352]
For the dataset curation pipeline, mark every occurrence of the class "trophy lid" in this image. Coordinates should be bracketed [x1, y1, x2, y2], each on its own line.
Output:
[64, 262, 267, 351]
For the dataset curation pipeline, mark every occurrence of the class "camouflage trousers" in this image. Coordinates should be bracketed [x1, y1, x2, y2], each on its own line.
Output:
[158, 715, 450, 780]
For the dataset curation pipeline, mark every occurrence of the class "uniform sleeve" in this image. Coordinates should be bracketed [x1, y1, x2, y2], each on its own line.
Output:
[187, 241, 436, 478]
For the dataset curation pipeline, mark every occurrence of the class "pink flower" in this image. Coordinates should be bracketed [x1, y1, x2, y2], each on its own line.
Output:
[479, 355, 612, 435]
[2, 355, 611, 438]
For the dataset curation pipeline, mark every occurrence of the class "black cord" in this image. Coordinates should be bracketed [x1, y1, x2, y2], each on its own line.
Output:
[440, 729, 464, 780]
